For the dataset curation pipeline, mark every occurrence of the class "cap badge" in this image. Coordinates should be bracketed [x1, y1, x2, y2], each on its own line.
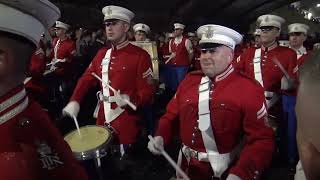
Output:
[107, 7, 112, 15]
[205, 26, 214, 39]
[294, 27, 298, 31]
[142, 25, 145, 29]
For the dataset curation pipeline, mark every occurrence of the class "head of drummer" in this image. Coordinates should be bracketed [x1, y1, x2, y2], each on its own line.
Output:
[196, 24, 242, 78]
[0, 0, 60, 93]
[102, 5, 134, 47]
[256, 14, 285, 47]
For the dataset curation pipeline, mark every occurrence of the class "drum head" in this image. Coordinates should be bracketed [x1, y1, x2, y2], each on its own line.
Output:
[64, 125, 111, 153]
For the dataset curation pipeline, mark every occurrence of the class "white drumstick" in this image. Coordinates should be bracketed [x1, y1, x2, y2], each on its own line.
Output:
[272, 57, 290, 80]
[148, 135, 190, 180]
[72, 115, 82, 138]
[165, 55, 174, 64]
[91, 72, 137, 111]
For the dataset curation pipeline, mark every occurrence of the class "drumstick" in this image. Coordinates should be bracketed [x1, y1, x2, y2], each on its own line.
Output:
[72, 115, 82, 138]
[272, 57, 290, 80]
[165, 55, 174, 64]
[148, 135, 190, 180]
[91, 72, 137, 111]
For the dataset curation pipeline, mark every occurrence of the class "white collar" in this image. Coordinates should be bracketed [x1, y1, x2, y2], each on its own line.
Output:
[215, 65, 234, 82]
[174, 36, 183, 44]
[291, 46, 307, 55]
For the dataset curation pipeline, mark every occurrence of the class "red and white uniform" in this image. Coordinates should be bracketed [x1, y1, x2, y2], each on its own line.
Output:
[168, 36, 193, 66]
[50, 37, 76, 79]
[291, 46, 312, 73]
[70, 40, 155, 144]
[235, 43, 297, 95]
[25, 48, 47, 101]
[156, 65, 274, 180]
[0, 86, 87, 180]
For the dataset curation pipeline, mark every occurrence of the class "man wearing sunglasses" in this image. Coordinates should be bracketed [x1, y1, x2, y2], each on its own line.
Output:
[63, 5, 154, 157]
[284, 23, 312, 170]
[148, 24, 274, 180]
[235, 14, 297, 167]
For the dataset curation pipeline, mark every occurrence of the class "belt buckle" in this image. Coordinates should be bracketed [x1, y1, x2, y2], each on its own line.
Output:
[190, 150, 198, 159]
[184, 147, 191, 157]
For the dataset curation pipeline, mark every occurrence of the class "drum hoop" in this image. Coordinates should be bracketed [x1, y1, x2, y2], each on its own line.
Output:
[64, 125, 113, 160]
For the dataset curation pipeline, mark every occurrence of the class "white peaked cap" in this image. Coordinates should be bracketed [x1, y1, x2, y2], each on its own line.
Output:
[174, 23, 185, 30]
[288, 23, 309, 34]
[0, 0, 60, 45]
[102, 5, 134, 23]
[257, 14, 285, 29]
[133, 23, 151, 34]
[55, 21, 70, 30]
[254, 29, 262, 36]
[197, 24, 242, 50]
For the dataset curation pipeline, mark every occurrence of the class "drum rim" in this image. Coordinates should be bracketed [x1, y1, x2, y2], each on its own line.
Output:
[64, 125, 113, 160]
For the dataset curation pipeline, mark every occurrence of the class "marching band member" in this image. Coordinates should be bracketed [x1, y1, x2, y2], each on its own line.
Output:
[166, 23, 193, 91]
[235, 14, 297, 168]
[63, 5, 154, 149]
[148, 24, 274, 180]
[133, 23, 150, 41]
[0, 0, 87, 179]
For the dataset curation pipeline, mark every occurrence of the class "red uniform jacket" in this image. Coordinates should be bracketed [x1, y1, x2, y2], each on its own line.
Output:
[25, 48, 47, 100]
[70, 41, 155, 144]
[0, 86, 87, 180]
[296, 50, 312, 71]
[235, 43, 297, 94]
[156, 65, 274, 180]
[50, 37, 76, 79]
[169, 37, 191, 66]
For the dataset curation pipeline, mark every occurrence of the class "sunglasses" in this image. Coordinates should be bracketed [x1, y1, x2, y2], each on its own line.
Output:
[260, 26, 276, 32]
[200, 48, 218, 54]
[104, 20, 120, 27]
[289, 32, 304, 36]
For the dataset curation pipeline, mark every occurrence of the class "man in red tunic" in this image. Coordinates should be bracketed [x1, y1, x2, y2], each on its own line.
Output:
[47, 21, 76, 105]
[235, 14, 298, 168]
[148, 24, 274, 180]
[284, 23, 313, 167]
[166, 23, 193, 91]
[63, 5, 154, 148]
[0, 0, 87, 179]
[49, 21, 76, 80]
[288, 23, 311, 70]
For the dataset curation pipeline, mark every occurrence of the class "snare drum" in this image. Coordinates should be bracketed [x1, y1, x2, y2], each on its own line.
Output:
[64, 125, 112, 160]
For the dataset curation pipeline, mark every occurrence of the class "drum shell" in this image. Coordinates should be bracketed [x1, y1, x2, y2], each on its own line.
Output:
[64, 125, 113, 161]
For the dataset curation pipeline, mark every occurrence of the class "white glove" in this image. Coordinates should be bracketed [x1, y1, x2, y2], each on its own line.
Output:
[114, 90, 130, 108]
[226, 174, 241, 180]
[62, 101, 80, 118]
[281, 76, 295, 90]
[147, 136, 164, 155]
